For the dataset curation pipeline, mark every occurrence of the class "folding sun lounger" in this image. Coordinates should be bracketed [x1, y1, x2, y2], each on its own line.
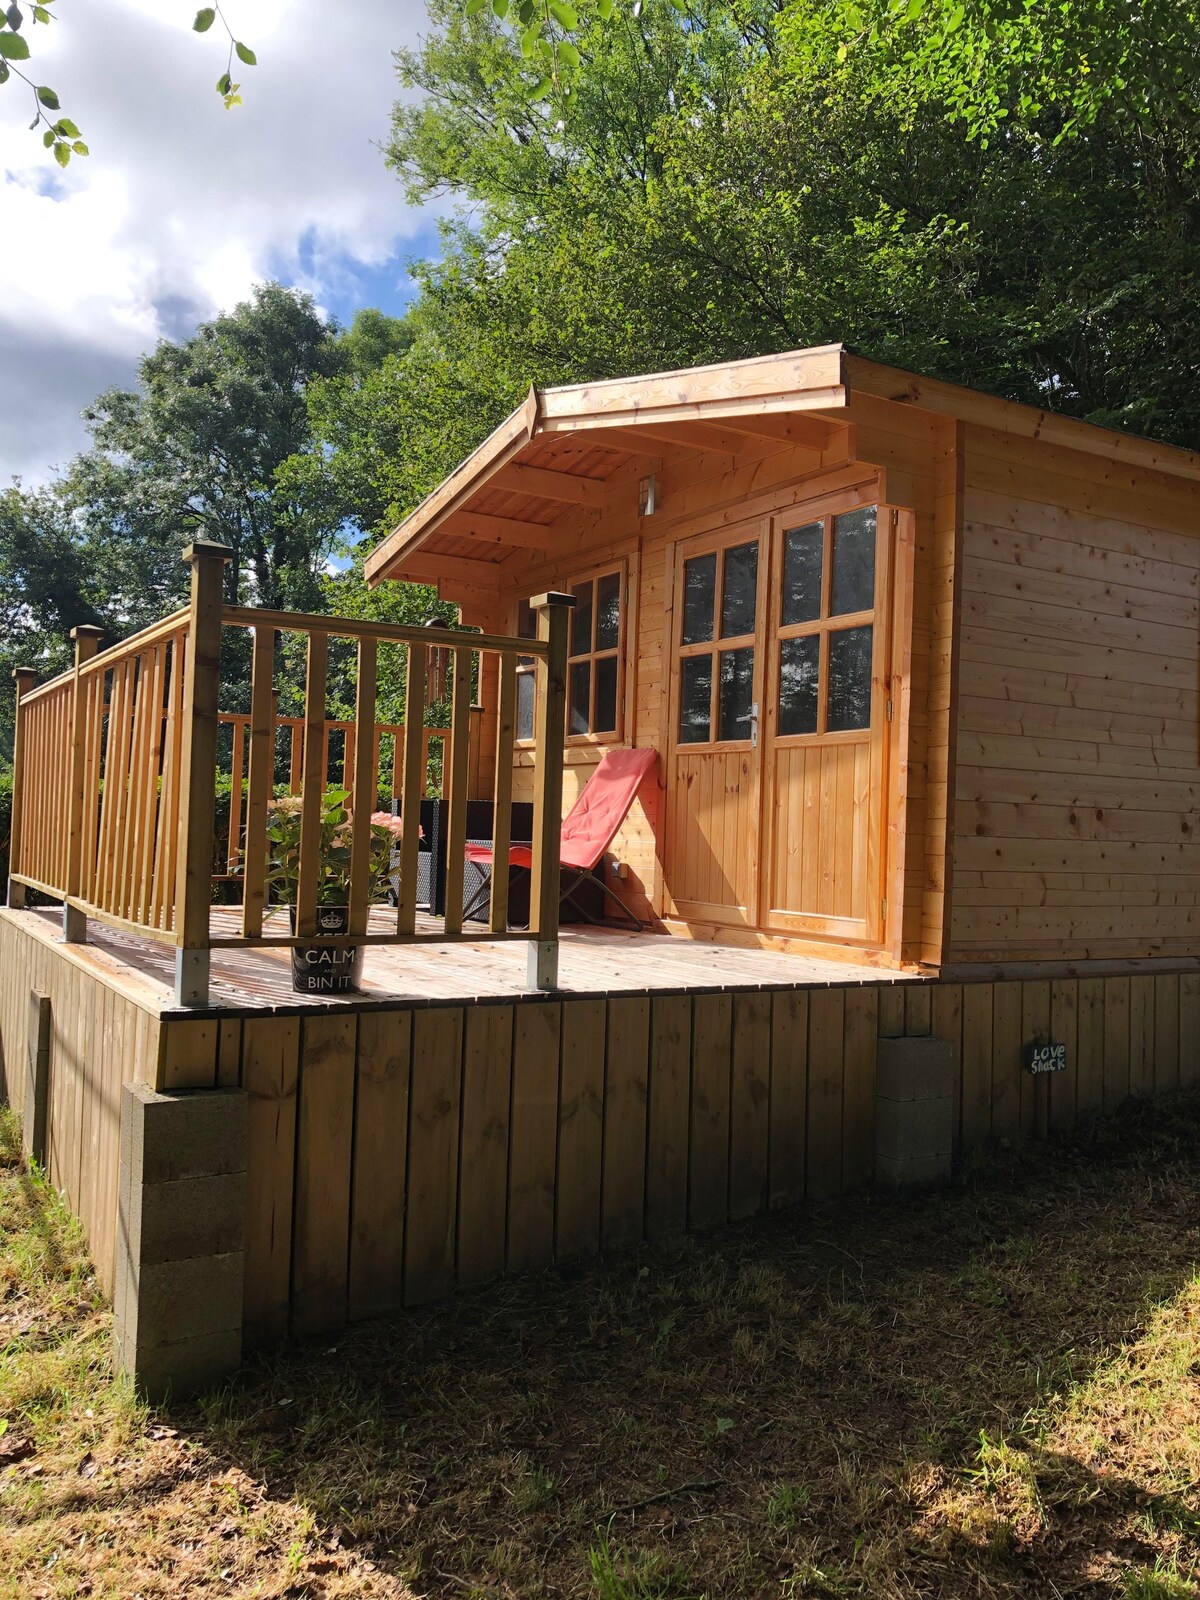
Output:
[463, 746, 658, 929]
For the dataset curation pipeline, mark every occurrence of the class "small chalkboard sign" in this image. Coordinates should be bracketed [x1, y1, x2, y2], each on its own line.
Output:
[1025, 1041, 1067, 1075]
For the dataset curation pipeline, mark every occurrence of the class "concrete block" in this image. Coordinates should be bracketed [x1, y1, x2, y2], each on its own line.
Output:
[128, 1173, 247, 1267]
[131, 1328, 243, 1405]
[876, 1150, 952, 1190]
[876, 1035, 956, 1102]
[877, 1094, 954, 1161]
[115, 1083, 246, 1400]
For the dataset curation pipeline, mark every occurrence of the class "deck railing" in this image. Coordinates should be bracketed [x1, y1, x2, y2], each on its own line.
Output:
[7, 541, 573, 1004]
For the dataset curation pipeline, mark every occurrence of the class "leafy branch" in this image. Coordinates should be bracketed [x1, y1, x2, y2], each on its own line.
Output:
[0, 0, 85, 166]
[192, 5, 256, 110]
[0, 0, 257, 164]
[463, 0, 688, 100]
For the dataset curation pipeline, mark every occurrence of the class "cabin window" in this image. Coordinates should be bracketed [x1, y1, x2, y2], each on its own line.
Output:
[514, 565, 625, 744]
[776, 505, 878, 737]
[677, 537, 760, 745]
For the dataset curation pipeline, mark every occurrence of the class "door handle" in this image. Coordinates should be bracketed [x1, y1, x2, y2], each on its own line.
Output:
[736, 702, 760, 747]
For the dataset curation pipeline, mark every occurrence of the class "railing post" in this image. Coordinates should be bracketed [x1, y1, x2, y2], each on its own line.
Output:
[174, 541, 232, 1006]
[63, 625, 105, 942]
[7, 666, 38, 910]
[527, 591, 575, 991]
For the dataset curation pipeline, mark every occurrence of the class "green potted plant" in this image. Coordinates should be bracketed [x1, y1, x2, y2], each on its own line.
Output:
[265, 789, 404, 994]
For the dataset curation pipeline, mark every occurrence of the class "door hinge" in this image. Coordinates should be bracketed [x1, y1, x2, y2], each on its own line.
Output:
[885, 696, 893, 722]
[881, 896, 888, 922]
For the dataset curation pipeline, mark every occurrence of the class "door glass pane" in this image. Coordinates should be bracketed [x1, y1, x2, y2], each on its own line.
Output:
[681, 553, 717, 645]
[594, 655, 618, 733]
[720, 540, 758, 639]
[718, 647, 755, 741]
[781, 522, 823, 625]
[679, 655, 713, 743]
[569, 660, 591, 735]
[778, 635, 820, 735]
[596, 572, 621, 650]
[571, 580, 593, 656]
[830, 506, 876, 616]
[827, 625, 873, 731]
[516, 669, 535, 740]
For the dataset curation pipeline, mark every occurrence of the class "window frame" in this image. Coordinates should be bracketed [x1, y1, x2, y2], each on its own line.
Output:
[513, 558, 628, 748]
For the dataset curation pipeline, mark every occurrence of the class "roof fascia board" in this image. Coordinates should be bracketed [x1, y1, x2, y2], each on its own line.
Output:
[847, 355, 1200, 485]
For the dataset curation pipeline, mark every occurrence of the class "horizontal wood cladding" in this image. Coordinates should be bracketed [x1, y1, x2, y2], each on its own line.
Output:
[176, 969, 1199, 1344]
[0, 914, 161, 1295]
[948, 423, 1200, 963]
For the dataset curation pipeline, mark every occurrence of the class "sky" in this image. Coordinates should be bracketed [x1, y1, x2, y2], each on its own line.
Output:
[0, 0, 443, 487]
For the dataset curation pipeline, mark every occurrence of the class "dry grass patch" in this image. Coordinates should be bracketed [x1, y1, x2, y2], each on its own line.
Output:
[2, 1095, 1200, 1598]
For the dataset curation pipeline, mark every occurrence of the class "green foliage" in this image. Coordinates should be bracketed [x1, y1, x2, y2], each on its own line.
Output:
[264, 789, 405, 907]
[0, 770, 12, 886]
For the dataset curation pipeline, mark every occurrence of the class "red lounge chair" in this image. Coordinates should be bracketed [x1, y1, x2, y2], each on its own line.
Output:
[464, 746, 658, 928]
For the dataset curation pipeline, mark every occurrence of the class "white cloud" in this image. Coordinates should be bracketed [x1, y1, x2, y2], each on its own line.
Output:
[0, 0, 438, 484]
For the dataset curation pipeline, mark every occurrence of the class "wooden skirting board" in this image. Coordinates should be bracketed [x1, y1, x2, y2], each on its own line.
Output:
[1, 910, 1197, 1348]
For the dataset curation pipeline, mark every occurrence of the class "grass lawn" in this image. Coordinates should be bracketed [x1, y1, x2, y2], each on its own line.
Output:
[2, 1096, 1199, 1600]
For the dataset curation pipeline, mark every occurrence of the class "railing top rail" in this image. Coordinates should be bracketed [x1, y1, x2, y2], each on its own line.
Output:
[16, 672, 76, 709]
[220, 604, 548, 659]
[76, 608, 192, 682]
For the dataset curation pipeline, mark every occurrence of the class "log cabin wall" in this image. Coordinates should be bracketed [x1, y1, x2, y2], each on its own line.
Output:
[452, 394, 957, 966]
[946, 423, 1200, 965]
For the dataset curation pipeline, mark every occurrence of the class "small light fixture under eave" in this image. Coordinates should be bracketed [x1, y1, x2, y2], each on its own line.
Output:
[638, 472, 658, 516]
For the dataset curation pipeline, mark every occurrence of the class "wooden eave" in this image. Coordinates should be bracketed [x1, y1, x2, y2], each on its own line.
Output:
[364, 342, 1200, 587]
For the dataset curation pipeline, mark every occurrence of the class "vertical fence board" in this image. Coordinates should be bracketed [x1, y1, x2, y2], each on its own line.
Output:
[1128, 975, 1155, 1098]
[769, 989, 808, 1209]
[806, 988, 845, 1199]
[1103, 977, 1131, 1110]
[689, 993, 732, 1229]
[728, 992, 772, 1220]
[556, 998, 606, 1259]
[242, 1015, 300, 1350]
[293, 1014, 356, 1335]
[1020, 981, 1051, 1141]
[990, 981, 1023, 1143]
[602, 997, 651, 1249]
[841, 987, 879, 1190]
[508, 1002, 560, 1273]
[349, 1010, 412, 1320]
[405, 1007, 464, 1307]
[1153, 975, 1180, 1095]
[1180, 975, 1200, 1090]
[458, 1005, 513, 1288]
[1048, 980, 1079, 1133]
[645, 994, 691, 1238]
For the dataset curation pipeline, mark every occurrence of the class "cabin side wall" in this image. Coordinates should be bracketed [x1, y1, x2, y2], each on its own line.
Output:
[946, 424, 1200, 964]
[455, 401, 956, 964]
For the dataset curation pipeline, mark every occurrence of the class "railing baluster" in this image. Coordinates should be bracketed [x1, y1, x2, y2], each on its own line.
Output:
[241, 627, 276, 939]
[226, 715, 245, 875]
[349, 637, 378, 940]
[442, 647, 473, 936]
[136, 643, 167, 928]
[295, 629, 329, 941]
[7, 666, 38, 908]
[527, 592, 574, 991]
[489, 653, 517, 934]
[395, 643, 426, 935]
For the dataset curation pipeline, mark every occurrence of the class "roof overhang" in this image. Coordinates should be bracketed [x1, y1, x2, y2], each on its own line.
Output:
[365, 342, 1200, 588]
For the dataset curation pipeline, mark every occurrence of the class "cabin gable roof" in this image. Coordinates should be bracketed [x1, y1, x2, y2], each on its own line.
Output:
[364, 344, 1200, 587]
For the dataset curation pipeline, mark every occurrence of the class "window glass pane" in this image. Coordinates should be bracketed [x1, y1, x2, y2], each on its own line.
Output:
[781, 522, 823, 626]
[681, 552, 716, 646]
[720, 540, 758, 639]
[678, 655, 712, 743]
[571, 580, 593, 656]
[831, 506, 876, 616]
[827, 625, 874, 731]
[596, 572, 621, 651]
[594, 655, 618, 733]
[516, 670, 535, 741]
[569, 660, 591, 735]
[718, 647, 755, 741]
[517, 598, 535, 640]
[778, 635, 820, 735]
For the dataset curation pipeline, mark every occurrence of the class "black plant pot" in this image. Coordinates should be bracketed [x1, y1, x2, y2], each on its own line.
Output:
[288, 905, 365, 996]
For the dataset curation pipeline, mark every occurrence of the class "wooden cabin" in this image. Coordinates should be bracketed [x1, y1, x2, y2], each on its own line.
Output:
[6, 342, 1200, 1399]
[366, 343, 1200, 977]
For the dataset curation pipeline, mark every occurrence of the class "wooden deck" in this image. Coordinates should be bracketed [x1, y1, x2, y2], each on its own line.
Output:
[14, 906, 915, 1016]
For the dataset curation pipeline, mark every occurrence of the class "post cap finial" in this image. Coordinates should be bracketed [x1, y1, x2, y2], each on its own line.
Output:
[181, 540, 234, 566]
[528, 591, 577, 609]
[70, 624, 106, 641]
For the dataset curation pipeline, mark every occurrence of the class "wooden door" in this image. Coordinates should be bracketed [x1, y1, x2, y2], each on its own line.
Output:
[663, 520, 768, 928]
[760, 502, 893, 944]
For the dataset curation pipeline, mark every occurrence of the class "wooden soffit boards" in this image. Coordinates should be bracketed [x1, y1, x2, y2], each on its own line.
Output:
[364, 345, 853, 586]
